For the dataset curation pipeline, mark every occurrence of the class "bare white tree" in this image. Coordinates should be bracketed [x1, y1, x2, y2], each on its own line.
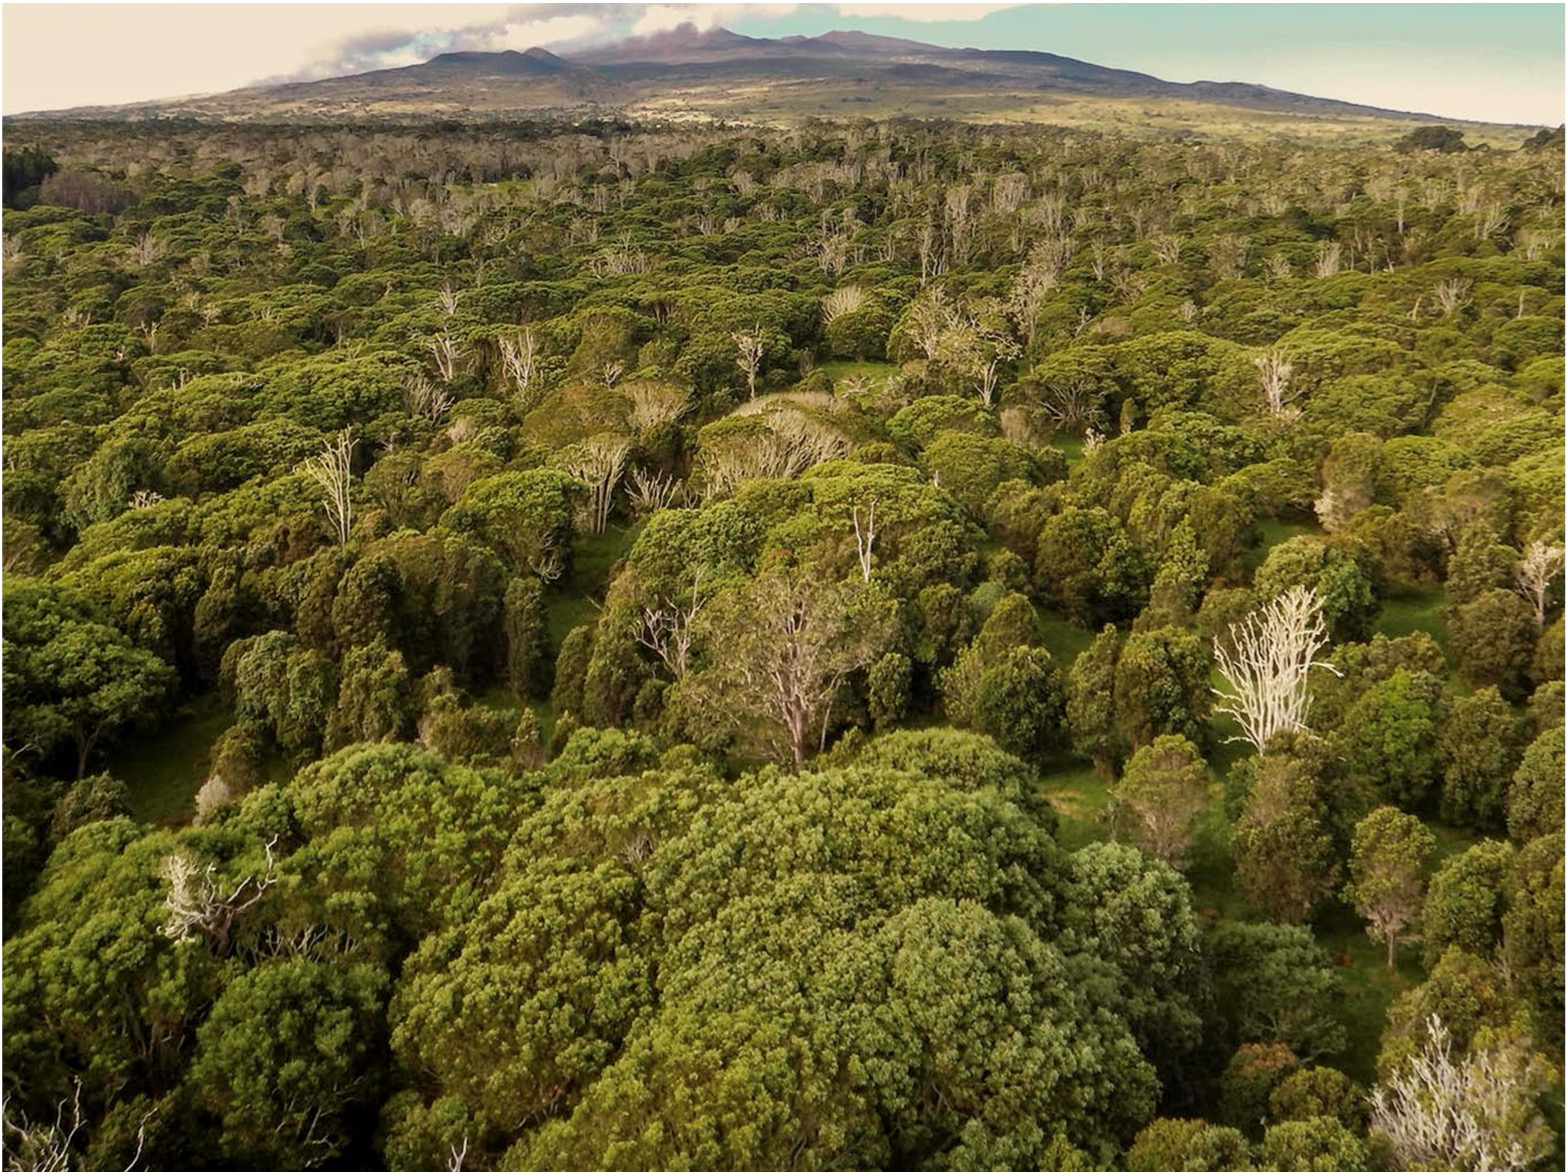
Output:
[162, 837, 278, 956]
[557, 436, 630, 535]
[904, 287, 958, 360]
[1433, 276, 1473, 318]
[1213, 586, 1340, 754]
[1040, 379, 1104, 432]
[1254, 349, 1300, 418]
[1, 1081, 83, 1172]
[636, 568, 704, 681]
[404, 373, 455, 423]
[1370, 1017, 1553, 1173]
[300, 429, 355, 545]
[1515, 539, 1564, 625]
[499, 327, 540, 409]
[626, 383, 689, 435]
[426, 332, 467, 384]
[128, 489, 164, 510]
[732, 324, 766, 399]
[1313, 240, 1344, 278]
[625, 467, 684, 514]
[851, 497, 878, 583]
[820, 284, 866, 326]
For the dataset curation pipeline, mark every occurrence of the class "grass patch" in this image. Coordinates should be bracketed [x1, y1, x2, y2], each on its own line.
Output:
[1034, 757, 1112, 851]
[820, 360, 897, 386]
[546, 522, 640, 648]
[1375, 585, 1448, 653]
[1314, 899, 1424, 1085]
[1037, 608, 1095, 668]
[109, 692, 232, 826]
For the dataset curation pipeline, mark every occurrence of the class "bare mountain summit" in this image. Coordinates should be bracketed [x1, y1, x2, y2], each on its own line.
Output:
[9, 23, 1525, 137]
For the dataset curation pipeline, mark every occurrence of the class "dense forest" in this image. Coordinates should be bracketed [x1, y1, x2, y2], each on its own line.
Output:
[1, 116, 1562, 1171]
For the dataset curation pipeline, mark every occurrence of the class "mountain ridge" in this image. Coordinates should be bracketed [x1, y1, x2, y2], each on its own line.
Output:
[6, 23, 1534, 135]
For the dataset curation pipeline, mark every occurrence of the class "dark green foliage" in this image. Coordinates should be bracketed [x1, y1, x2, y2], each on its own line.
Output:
[187, 960, 388, 1167]
[1035, 505, 1148, 625]
[1260, 1116, 1370, 1171]
[1068, 626, 1124, 776]
[503, 576, 550, 698]
[1334, 668, 1443, 808]
[1438, 687, 1524, 830]
[1508, 725, 1565, 843]
[1232, 752, 1342, 924]
[1205, 922, 1347, 1060]
[1219, 1042, 1299, 1137]
[866, 651, 912, 731]
[1447, 587, 1537, 698]
[1422, 839, 1516, 964]
[3, 111, 1563, 1170]
[1126, 1117, 1253, 1171]
[1268, 1066, 1366, 1131]
[1396, 125, 1467, 152]
[3, 580, 177, 776]
[1112, 627, 1211, 753]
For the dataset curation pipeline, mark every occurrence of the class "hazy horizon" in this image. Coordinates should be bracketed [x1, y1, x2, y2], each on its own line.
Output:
[3, 2, 1562, 124]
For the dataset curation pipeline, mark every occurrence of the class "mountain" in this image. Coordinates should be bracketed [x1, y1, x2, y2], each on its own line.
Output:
[8, 23, 1522, 136]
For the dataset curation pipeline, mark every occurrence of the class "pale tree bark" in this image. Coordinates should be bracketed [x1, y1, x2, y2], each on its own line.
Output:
[1515, 540, 1564, 625]
[499, 327, 540, 410]
[851, 497, 878, 583]
[1371, 1017, 1553, 1173]
[636, 568, 704, 681]
[558, 436, 630, 535]
[732, 324, 765, 399]
[698, 571, 892, 769]
[301, 428, 355, 545]
[1213, 585, 1339, 754]
[1254, 349, 1300, 418]
[161, 837, 278, 957]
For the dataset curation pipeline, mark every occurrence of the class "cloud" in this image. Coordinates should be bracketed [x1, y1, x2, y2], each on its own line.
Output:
[835, 3, 1020, 22]
[267, 4, 638, 84]
[630, 4, 798, 37]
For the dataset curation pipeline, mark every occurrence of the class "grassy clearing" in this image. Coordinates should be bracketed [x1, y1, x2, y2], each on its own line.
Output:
[1034, 757, 1112, 852]
[545, 523, 640, 648]
[1375, 585, 1448, 651]
[109, 692, 232, 826]
[820, 360, 898, 386]
[1037, 609, 1095, 669]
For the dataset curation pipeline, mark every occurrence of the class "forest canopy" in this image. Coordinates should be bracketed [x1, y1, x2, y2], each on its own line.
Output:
[1, 114, 1562, 1171]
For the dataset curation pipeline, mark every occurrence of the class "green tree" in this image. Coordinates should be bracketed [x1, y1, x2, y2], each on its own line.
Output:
[1446, 588, 1537, 699]
[1260, 1116, 1370, 1171]
[186, 959, 388, 1167]
[1231, 753, 1341, 924]
[3, 581, 176, 776]
[1335, 668, 1442, 809]
[503, 576, 551, 699]
[1112, 627, 1211, 752]
[1112, 735, 1209, 867]
[1438, 688, 1524, 831]
[1422, 840, 1517, 966]
[1068, 626, 1124, 777]
[1507, 725, 1565, 843]
[1206, 922, 1347, 1060]
[1345, 807, 1437, 969]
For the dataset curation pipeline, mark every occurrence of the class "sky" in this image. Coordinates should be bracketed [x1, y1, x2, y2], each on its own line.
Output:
[3, 2, 1562, 125]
